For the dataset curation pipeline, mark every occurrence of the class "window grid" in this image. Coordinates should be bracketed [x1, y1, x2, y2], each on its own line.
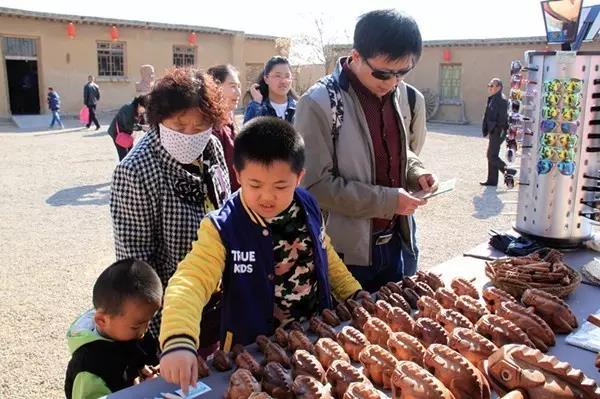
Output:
[173, 45, 196, 67]
[440, 64, 462, 100]
[97, 42, 125, 77]
[3, 37, 37, 57]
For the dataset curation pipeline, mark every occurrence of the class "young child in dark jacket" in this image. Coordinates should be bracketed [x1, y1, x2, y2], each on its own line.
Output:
[64, 259, 162, 399]
[159, 117, 364, 394]
[47, 87, 64, 129]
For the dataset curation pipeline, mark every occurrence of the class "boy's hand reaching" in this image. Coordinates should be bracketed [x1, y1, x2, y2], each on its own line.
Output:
[160, 350, 198, 395]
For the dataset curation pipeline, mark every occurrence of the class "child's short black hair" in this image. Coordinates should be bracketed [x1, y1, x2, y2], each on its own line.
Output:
[353, 9, 422, 62]
[92, 259, 162, 316]
[234, 116, 304, 174]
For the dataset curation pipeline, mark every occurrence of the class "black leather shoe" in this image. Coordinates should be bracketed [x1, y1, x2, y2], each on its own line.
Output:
[480, 181, 498, 186]
[504, 167, 517, 176]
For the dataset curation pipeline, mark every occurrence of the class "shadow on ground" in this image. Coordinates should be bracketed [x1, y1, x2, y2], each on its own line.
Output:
[46, 182, 110, 206]
[472, 186, 505, 219]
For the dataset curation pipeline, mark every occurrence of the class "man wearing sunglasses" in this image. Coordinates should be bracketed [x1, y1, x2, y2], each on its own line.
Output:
[481, 78, 514, 186]
[295, 9, 437, 292]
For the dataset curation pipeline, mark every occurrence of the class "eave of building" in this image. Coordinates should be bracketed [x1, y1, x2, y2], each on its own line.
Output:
[0, 6, 277, 41]
[329, 35, 599, 50]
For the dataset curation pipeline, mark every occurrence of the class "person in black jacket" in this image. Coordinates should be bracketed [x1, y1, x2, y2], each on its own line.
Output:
[107, 95, 147, 161]
[481, 78, 514, 186]
[83, 75, 101, 130]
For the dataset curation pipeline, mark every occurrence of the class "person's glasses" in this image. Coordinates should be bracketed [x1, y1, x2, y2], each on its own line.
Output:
[363, 57, 413, 81]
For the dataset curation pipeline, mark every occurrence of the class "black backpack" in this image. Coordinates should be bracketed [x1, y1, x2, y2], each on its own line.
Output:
[318, 76, 416, 175]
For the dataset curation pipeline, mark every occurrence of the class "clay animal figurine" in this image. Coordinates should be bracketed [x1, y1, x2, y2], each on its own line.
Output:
[423, 343, 491, 399]
[414, 281, 435, 297]
[387, 307, 416, 334]
[291, 349, 326, 383]
[262, 362, 294, 399]
[402, 288, 420, 309]
[337, 326, 370, 362]
[234, 350, 263, 379]
[264, 341, 291, 368]
[451, 277, 479, 299]
[388, 292, 412, 313]
[375, 300, 394, 322]
[288, 330, 315, 354]
[212, 349, 233, 371]
[326, 359, 369, 399]
[315, 337, 350, 369]
[414, 317, 448, 346]
[351, 306, 372, 331]
[358, 344, 398, 389]
[482, 286, 517, 314]
[361, 296, 378, 315]
[336, 303, 352, 322]
[391, 360, 456, 399]
[435, 308, 474, 333]
[225, 368, 261, 399]
[342, 381, 382, 399]
[416, 295, 443, 319]
[291, 375, 332, 399]
[322, 308, 342, 327]
[486, 344, 600, 398]
[197, 355, 210, 378]
[387, 331, 426, 366]
[362, 317, 393, 348]
[474, 314, 535, 348]
[454, 295, 489, 324]
[447, 327, 498, 374]
[435, 287, 459, 309]
[415, 270, 445, 291]
[521, 288, 578, 333]
[496, 301, 555, 352]
[310, 316, 338, 340]
[274, 327, 289, 348]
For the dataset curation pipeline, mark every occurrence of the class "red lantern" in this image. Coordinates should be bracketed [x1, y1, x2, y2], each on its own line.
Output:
[188, 32, 197, 46]
[443, 49, 452, 62]
[110, 25, 119, 41]
[67, 22, 76, 39]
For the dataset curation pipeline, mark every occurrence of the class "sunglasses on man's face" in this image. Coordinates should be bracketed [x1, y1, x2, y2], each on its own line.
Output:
[363, 57, 413, 81]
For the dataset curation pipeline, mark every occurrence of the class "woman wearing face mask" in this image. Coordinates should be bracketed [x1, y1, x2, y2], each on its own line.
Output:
[207, 64, 241, 191]
[110, 68, 230, 358]
[107, 95, 147, 161]
[243, 56, 298, 124]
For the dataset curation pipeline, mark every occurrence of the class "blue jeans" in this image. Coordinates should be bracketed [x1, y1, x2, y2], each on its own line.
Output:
[50, 110, 63, 128]
[347, 216, 419, 292]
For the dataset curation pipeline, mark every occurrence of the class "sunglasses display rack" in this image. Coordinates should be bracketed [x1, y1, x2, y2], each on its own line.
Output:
[514, 51, 600, 247]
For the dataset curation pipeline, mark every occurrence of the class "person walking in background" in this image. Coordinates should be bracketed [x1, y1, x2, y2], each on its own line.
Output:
[47, 87, 64, 129]
[83, 75, 101, 130]
[207, 64, 242, 191]
[481, 78, 515, 186]
[243, 56, 297, 124]
[107, 95, 147, 161]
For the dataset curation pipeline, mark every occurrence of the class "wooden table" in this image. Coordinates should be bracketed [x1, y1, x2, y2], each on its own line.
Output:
[109, 242, 600, 398]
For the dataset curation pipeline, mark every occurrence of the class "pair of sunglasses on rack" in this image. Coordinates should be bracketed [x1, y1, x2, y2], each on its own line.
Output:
[541, 133, 578, 148]
[540, 119, 579, 134]
[539, 145, 575, 162]
[543, 92, 581, 107]
[542, 106, 581, 121]
[543, 78, 583, 94]
[537, 159, 576, 176]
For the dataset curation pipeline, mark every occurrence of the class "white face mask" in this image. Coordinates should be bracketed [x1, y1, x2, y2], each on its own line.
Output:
[159, 123, 213, 164]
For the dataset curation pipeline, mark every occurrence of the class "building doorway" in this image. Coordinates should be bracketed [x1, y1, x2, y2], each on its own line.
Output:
[3, 37, 40, 115]
[6, 59, 40, 114]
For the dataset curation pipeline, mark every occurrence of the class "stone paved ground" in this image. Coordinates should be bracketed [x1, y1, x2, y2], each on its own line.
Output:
[0, 118, 518, 398]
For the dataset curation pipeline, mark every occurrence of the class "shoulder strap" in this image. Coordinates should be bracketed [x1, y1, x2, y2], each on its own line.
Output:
[317, 76, 344, 176]
[407, 84, 416, 123]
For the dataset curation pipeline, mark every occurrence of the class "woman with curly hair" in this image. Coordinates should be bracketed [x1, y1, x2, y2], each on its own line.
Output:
[109, 67, 230, 358]
[207, 64, 241, 191]
[243, 56, 298, 124]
